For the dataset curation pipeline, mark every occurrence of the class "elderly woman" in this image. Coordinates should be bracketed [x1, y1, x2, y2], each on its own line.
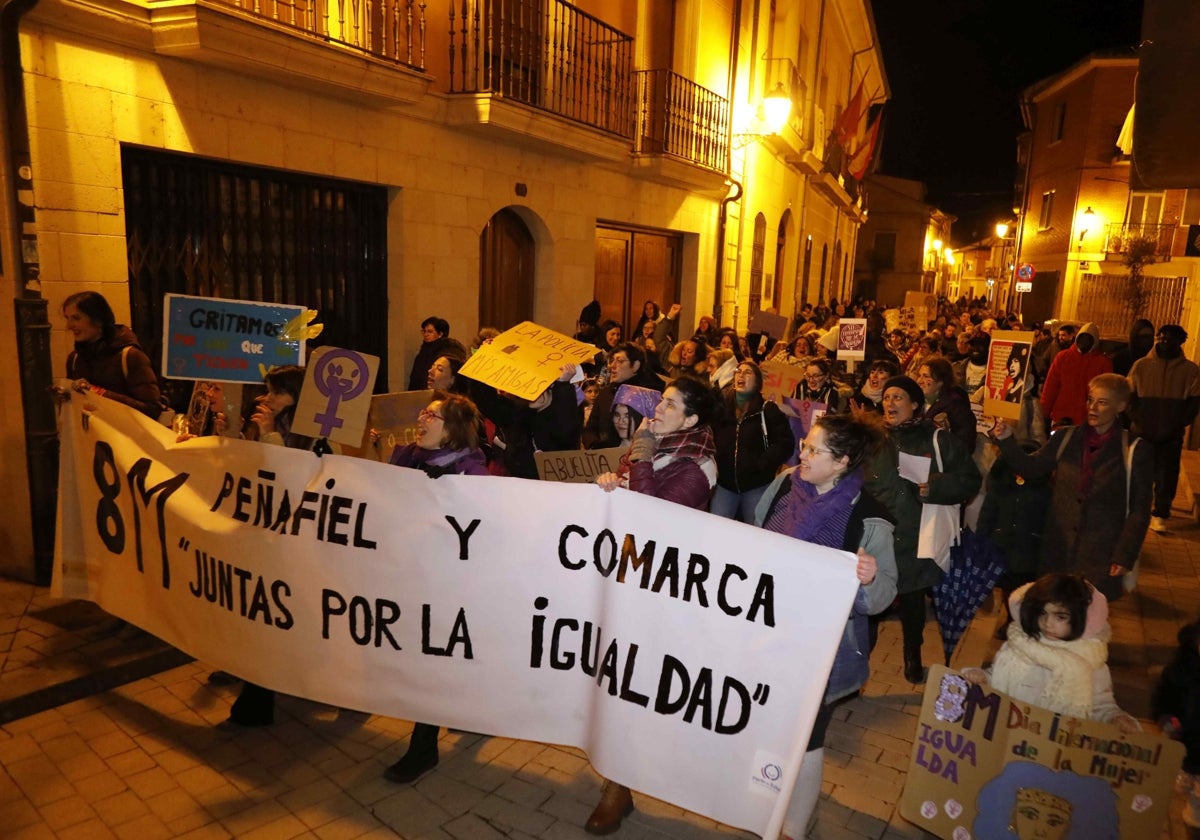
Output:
[711, 361, 795, 522]
[755, 413, 897, 838]
[989, 373, 1152, 602]
[383, 392, 489, 784]
[864, 376, 981, 684]
[590, 376, 717, 831]
[915, 357, 976, 454]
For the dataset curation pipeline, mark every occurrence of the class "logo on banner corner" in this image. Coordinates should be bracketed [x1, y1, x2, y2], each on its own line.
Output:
[749, 749, 788, 795]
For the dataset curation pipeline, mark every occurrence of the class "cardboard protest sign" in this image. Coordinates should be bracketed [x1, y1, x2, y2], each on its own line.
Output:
[162, 293, 308, 383]
[344, 390, 434, 462]
[836, 318, 867, 361]
[291, 346, 380, 447]
[905, 291, 937, 313]
[982, 330, 1035, 422]
[760, 360, 805, 402]
[900, 665, 1182, 840]
[749, 310, 788, 340]
[55, 393, 862, 838]
[535, 446, 627, 483]
[460, 322, 600, 401]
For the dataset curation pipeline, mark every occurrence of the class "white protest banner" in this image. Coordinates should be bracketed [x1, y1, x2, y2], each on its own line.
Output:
[901, 665, 1182, 840]
[982, 330, 1035, 422]
[291, 346, 380, 447]
[54, 394, 859, 838]
[460, 322, 600, 401]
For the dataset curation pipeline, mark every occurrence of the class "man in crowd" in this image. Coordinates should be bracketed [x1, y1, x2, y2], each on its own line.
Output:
[580, 343, 664, 448]
[407, 316, 466, 391]
[1040, 322, 1111, 429]
[1128, 324, 1200, 532]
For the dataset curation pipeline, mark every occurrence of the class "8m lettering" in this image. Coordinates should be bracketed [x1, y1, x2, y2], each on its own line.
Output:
[94, 441, 189, 588]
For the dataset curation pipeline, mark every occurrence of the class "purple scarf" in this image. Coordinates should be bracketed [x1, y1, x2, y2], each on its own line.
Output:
[764, 469, 863, 549]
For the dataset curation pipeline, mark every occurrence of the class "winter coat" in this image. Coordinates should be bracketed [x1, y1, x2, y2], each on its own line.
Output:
[994, 425, 1151, 602]
[712, 394, 795, 493]
[864, 422, 981, 593]
[67, 325, 162, 418]
[988, 583, 1127, 723]
[1152, 621, 1200, 774]
[471, 381, 580, 478]
[794, 381, 841, 413]
[975, 445, 1052, 579]
[1128, 346, 1200, 442]
[925, 385, 977, 455]
[407, 337, 467, 391]
[1040, 322, 1112, 426]
[628, 452, 715, 510]
[755, 472, 898, 703]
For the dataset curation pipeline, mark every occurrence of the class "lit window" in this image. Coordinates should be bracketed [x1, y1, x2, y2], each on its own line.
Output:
[1039, 191, 1055, 229]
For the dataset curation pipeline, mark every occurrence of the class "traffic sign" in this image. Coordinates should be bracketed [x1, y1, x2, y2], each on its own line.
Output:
[1016, 263, 1035, 281]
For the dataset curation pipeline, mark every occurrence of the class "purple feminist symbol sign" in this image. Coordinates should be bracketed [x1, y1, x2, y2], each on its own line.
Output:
[312, 349, 370, 438]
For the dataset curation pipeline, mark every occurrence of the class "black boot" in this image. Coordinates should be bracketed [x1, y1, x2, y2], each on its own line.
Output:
[384, 722, 440, 783]
[904, 645, 926, 684]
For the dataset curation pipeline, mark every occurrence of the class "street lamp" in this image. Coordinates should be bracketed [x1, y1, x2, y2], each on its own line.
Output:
[733, 82, 793, 147]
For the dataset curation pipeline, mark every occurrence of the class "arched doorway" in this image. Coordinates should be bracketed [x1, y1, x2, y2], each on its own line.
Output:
[479, 208, 535, 329]
[749, 212, 767, 316]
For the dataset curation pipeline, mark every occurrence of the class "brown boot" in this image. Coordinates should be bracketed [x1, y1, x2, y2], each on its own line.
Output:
[585, 780, 634, 835]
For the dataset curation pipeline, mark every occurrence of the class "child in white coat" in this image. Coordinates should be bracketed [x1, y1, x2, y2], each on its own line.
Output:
[966, 573, 1139, 731]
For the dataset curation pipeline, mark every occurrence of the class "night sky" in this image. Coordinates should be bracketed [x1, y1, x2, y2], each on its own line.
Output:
[871, 0, 1144, 243]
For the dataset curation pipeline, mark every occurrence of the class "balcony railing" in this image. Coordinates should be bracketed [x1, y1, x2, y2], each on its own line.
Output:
[1103, 222, 1176, 262]
[222, 0, 427, 68]
[633, 70, 729, 172]
[448, 0, 634, 138]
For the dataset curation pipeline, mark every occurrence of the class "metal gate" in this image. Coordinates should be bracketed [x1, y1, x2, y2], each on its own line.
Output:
[1076, 272, 1187, 339]
[122, 146, 389, 397]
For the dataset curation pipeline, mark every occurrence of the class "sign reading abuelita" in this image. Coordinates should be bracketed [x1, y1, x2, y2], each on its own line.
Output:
[162, 293, 308, 383]
[900, 665, 1182, 840]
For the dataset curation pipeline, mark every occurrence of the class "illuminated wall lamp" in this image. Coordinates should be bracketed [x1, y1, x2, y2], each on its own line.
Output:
[733, 83, 792, 148]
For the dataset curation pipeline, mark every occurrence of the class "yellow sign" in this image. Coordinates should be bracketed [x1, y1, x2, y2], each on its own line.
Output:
[459, 322, 599, 401]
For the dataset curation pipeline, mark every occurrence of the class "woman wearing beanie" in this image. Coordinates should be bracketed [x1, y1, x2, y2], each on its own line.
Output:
[862, 375, 981, 683]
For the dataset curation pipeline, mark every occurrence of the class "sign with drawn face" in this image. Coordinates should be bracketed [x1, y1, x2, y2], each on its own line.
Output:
[292, 346, 380, 446]
[836, 318, 867, 361]
[982, 330, 1035, 422]
[901, 665, 1182, 840]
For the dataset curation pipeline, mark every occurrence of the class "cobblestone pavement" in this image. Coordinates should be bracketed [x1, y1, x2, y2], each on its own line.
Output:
[2, 467, 1199, 840]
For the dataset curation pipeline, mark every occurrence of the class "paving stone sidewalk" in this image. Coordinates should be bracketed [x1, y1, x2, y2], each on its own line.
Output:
[2, 459, 1199, 839]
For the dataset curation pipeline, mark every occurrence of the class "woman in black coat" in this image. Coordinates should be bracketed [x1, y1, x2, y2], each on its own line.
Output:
[915, 356, 977, 455]
[710, 361, 795, 522]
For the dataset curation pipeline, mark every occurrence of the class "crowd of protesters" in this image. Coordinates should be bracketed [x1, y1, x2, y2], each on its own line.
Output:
[58, 290, 1200, 839]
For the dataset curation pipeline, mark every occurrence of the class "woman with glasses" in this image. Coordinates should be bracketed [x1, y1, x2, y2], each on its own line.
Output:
[754, 413, 898, 839]
[380, 391, 489, 785]
[864, 376, 981, 684]
[795, 359, 842, 412]
[588, 376, 718, 832]
[711, 361, 795, 522]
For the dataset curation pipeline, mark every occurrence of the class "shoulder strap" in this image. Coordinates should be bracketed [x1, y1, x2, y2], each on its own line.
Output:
[1054, 426, 1076, 461]
[931, 428, 944, 472]
[121, 345, 131, 379]
[1122, 430, 1138, 517]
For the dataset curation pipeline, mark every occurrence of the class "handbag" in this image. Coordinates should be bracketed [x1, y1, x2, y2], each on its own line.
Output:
[917, 429, 961, 573]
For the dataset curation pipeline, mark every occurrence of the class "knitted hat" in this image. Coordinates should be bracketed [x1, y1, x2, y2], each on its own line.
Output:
[882, 375, 925, 413]
[578, 300, 601, 327]
[614, 384, 662, 420]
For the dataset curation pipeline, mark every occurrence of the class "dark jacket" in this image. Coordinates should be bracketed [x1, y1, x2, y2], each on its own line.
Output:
[994, 425, 1151, 602]
[1152, 620, 1200, 774]
[472, 381, 581, 478]
[67, 325, 162, 418]
[1128, 347, 1200, 442]
[407, 337, 467, 391]
[864, 422, 981, 593]
[388, 443, 489, 477]
[629, 456, 713, 510]
[976, 444, 1052, 580]
[794, 381, 841, 413]
[712, 393, 795, 493]
[926, 385, 977, 454]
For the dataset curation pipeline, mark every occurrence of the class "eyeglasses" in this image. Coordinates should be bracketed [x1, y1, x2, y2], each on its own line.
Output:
[418, 408, 445, 421]
[610, 356, 629, 367]
[799, 442, 833, 457]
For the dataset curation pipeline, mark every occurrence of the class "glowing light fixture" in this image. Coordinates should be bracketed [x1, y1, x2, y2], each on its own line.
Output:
[761, 83, 792, 134]
[995, 222, 1009, 238]
[1078, 206, 1096, 244]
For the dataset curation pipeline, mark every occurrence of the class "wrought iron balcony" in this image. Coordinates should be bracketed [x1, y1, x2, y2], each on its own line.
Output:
[213, 0, 428, 68]
[633, 70, 729, 172]
[1103, 222, 1176, 261]
[447, 0, 634, 138]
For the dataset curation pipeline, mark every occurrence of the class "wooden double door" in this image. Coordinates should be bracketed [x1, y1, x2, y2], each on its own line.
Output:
[594, 227, 682, 338]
